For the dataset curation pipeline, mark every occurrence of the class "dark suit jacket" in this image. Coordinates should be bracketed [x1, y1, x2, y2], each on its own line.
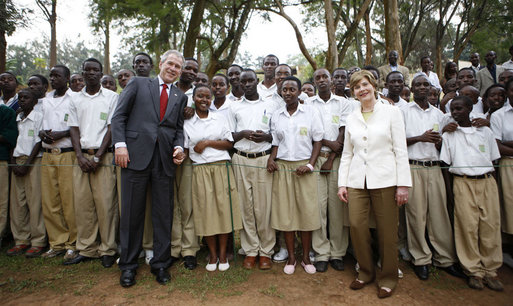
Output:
[111, 76, 187, 177]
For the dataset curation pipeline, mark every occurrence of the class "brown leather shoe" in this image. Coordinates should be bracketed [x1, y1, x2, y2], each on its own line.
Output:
[243, 256, 257, 269]
[378, 287, 392, 299]
[349, 279, 366, 290]
[259, 256, 272, 270]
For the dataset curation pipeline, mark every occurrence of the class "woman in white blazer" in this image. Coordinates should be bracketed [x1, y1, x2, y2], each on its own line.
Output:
[337, 70, 411, 299]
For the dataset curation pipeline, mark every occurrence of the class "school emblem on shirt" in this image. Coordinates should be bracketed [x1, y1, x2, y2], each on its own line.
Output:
[479, 144, 485, 153]
[432, 123, 439, 132]
[64, 114, 69, 122]
[332, 115, 340, 124]
[262, 115, 269, 125]
[299, 127, 308, 136]
[100, 112, 108, 120]
[28, 129, 34, 137]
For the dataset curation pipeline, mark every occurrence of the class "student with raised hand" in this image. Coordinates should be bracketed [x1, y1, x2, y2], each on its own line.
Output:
[267, 76, 323, 275]
[441, 95, 503, 291]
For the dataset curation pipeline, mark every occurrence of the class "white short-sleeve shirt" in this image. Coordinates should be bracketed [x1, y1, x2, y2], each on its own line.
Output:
[13, 110, 43, 157]
[271, 103, 324, 161]
[257, 82, 276, 99]
[209, 99, 233, 122]
[67, 87, 118, 149]
[440, 126, 500, 176]
[184, 112, 233, 164]
[413, 71, 442, 90]
[402, 102, 444, 161]
[41, 89, 75, 149]
[490, 102, 513, 157]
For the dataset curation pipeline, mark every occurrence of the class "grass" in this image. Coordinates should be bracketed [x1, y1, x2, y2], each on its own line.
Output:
[259, 284, 284, 298]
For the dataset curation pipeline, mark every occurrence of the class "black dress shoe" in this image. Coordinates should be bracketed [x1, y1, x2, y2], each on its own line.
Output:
[63, 254, 93, 265]
[414, 265, 429, 280]
[120, 269, 136, 287]
[183, 256, 197, 270]
[314, 261, 328, 272]
[329, 259, 345, 271]
[151, 268, 170, 285]
[441, 264, 467, 279]
[101, 255, 117, 268]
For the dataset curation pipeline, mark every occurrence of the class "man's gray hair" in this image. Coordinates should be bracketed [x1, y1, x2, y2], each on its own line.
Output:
[160, 50, 185, 66]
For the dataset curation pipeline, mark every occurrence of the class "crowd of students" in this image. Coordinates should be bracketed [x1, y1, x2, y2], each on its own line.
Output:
[0, 46, 512, 297]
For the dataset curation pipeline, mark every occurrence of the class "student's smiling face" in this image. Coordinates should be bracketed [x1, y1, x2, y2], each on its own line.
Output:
[193, 87, 212, 115]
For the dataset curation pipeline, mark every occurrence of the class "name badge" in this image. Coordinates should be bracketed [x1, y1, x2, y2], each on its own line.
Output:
[299, 127, 308, 136]
[332, 115, 340, 124]
[28, 129, 34, 137]
[262, 115, 269, 124]
[479, 144, 485, 153]
[100, 112, 108, 120]
[64, 114, 69, 122]
[432, 123, 439, 132]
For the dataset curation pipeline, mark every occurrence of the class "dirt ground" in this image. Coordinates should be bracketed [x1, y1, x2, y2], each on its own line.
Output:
[0, 244, 511, 306]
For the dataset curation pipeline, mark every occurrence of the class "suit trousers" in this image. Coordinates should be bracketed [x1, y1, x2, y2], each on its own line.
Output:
[41, 151, 77, 251]
[232, 154, 275, 258]
[312, 156, 349, 261]
[453, 176, 502, 278]
[406, 166, 456, 267]
[119, 144, 174, 270]
[73, 152, 118, 257]
[348, 186, 398, 289]
[0, 161, 9, 239]
[10, 157, 46, 247]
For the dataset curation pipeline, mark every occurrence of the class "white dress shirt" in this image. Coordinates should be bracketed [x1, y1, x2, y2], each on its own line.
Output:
[413, 71, 442, 90]
[209, 99, 233, 121]
[13, 109, 43, 157]
[502, 59, 513, 70]
[491, 102, 513, 157]
[271, 103, 324, 161]
[257, 82, 277, 99]
[440, 126, 500, 176]
[226, 92, 242, 102]
[445, 95, 484, 115]
[184, 112, 233, 164]
[41, 89, 74, 149]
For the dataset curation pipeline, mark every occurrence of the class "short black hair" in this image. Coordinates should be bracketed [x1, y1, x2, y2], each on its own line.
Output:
[275, 63, 292, 72]
[29, 74, 49, 87]
[457, 67, 476, 78]
[228, 64, 243, 71]
[411, 74, 428, 87]
[82, 58, 103, 72]
[452, 95, 473, 110]
[185, 57, 198, 63]
[282, 76, 301, 89]
[18, 88, 37, 101]
[386, 71, 404, 83]
[483, 84, 505, 101]
[241, 68, 257, 77]
[332, 68, 347, 76]
[192, 84, 212, 97]
[212, 73, 229, 85]
[263, 54, 279, 65]
[1, 71, 19, 84]
[420, 56, 430, 64]
[132, 52, 153, 65]
[53, 65, 70, 78]
[363, 65, 380, 78]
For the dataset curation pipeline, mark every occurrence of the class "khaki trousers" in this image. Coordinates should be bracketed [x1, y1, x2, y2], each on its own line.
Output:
[406, 166, 456, 266]
[10, 157, 46, 246]
[0, 161, 9, 239]
[232, 154, 275, 257]
[117, 167, 153, 250]
[73, 152, 118, 257]
[348, 186, 398, 289]
[171, 157, 199, 257]
[41, 151, 77, 251]
[500, 158, 513, 234]
[312, 156, 349, 261]
[453, 176, 502, 278]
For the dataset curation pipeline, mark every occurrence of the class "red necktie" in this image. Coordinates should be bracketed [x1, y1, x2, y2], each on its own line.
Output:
[160, 83, 168, 121]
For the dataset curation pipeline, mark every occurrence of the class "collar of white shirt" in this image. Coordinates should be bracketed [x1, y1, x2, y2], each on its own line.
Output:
[160, 75, 173, 89]
[16, 109, 38, 122]
[191, 111, 215, 123]
[241, 95, 264, 104]
[278, 102, 306, 117]
[79, 86, 106, 98]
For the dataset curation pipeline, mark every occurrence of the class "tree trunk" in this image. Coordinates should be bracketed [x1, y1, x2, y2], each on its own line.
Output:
[324, 0, 337, 71]
[0, 32, 6, 72]
[49, 0, 57, 68]
[337, 0, 372, 65]
[364, 5, 372, 65]
[183, 0, 206, 58]
[384, 0, 403, 63]
[104, 20, 111, 75]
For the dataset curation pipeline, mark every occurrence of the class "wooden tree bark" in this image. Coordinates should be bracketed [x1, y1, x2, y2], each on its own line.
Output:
[434, 0, 460, 78]
[103, 20, 110, 75]
[324, 0, 338, 71]
[36, 0, 58, 68]
[183, 0, 206, 58]
[384, 0, 403, 63]
[337, 0, 372, 65]
[364, 5, 372, 65]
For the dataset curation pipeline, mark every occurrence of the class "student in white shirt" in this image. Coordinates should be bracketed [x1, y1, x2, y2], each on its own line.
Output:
[413, 56, 442, 90]
[226, 64, 244, 101]
[184, 85, 242, 272]
[209, 74, 232, 121]
[441, 95, 503, 291]
[257, 55, 279, 99]
[267, 76, 324, 275]
[6, 89, 46, 258]
[66, 58, 119, 267]
[384, 71, 409, 110]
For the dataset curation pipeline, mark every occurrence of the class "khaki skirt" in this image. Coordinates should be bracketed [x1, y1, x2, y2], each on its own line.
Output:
[191, 161, 242, 236]
[500, 158, 513, 234]
[271, 160, 321, 231]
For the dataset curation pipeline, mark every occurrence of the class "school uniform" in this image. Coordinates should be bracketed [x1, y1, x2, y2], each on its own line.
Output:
[228, 96, 276, 258]
[0, 105, 17, 241]
[184, 112, 242, 236]
[40, 89, 77, 252]
[226, 92, 242, 103]
[0, 93, 19, 111]
[67, 87, 119, 258]
[10, 109, 46, 247]
[413, 71, 442, 91]
[491, 102, 513, 234]
[305, 94, 353, 262]
[209, 98, 233, 121]
[402, 102, 457, 267]
[257, 82, 276, 100]
[440, 126, 502, 278]
[270, 103, 324, 232]
[445, 95, 484, 115]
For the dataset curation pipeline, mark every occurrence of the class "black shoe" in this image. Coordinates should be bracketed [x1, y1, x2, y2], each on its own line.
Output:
[440, 264, 466, 279]
[120, 269, 136, 287]
[183, 256, 197, 270]
[151, 268, 170, 285]
[329, 259, 345, 271]
[414, 265, 429, 280]
[101, 255, 117, 268]
[314, 261, 328, 272]
[63, 254, 93, 265]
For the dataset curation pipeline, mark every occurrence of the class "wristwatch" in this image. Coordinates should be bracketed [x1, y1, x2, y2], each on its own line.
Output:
[93, 156, 100, 163]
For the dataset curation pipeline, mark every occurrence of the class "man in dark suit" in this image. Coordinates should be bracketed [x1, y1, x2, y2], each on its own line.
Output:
[111, 50, 187, 287]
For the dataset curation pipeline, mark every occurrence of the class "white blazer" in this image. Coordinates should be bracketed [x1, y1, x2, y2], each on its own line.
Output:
[338, 101, 412, 189]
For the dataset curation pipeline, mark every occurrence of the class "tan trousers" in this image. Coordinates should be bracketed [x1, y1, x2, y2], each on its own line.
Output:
[312, 156, 349, 261]
[500, 158, 513, 234]
[453, 176, 502, 278]
[10, 157, 46, 246]
[406, 166, 456, 266]
[117, 167, 153, 250]
[171, 157, 199, 257]
[0, 161, 9, 239]
[348, 186, 398, 289]
[41, 151, 77, 251]
[73, 152, 118, 257]
[232, 154, 275, 257]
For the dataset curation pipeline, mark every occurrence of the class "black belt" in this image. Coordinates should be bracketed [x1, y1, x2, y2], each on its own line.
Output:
[81, 147, 114, 155]
[409, 160, 440, 167]
[42, 147, 74, 154]
[453, 173, 493, 180]
[236, 149, 271, 158]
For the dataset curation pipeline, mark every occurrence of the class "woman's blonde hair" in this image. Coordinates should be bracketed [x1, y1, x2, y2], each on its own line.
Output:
[349, 70, 378, 99]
